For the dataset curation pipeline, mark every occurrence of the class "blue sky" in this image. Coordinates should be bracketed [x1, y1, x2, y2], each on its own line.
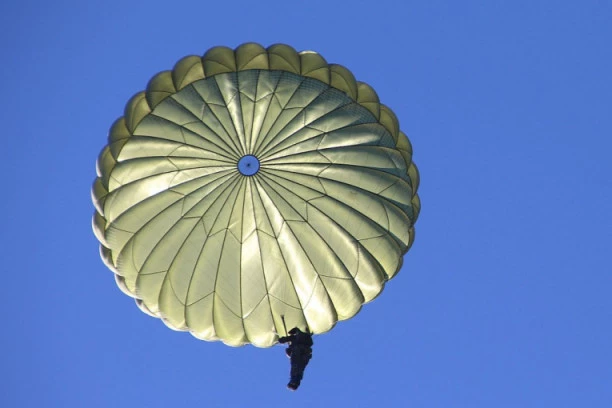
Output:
[3, 1, 611, 407]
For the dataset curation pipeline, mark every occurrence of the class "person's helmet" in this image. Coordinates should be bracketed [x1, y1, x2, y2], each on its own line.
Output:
[288, 327, 300, 335]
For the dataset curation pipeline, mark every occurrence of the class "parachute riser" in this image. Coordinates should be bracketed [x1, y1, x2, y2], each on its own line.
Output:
[281, 315, 288, 337]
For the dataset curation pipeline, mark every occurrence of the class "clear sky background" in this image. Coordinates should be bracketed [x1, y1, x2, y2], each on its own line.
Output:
[2, 1, 611, 407]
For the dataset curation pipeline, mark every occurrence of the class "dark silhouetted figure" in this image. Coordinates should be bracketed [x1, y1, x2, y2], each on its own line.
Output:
[279, 327, 313, 390]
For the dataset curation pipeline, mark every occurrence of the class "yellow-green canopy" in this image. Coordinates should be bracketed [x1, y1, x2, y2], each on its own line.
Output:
[92, 43, 420, 347]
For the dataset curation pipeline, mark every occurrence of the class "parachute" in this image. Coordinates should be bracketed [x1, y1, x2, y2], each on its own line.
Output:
[92, 43, 420, 347]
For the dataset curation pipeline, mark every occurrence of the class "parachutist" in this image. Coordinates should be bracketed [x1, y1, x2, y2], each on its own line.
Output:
[279, 327, 313, 391]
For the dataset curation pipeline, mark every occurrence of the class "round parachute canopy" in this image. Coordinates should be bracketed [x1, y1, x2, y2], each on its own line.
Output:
[92, 43, 420, 347]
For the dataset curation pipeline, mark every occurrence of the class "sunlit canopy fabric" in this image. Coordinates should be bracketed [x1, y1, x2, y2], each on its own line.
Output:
[92, 43, 420, 347]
